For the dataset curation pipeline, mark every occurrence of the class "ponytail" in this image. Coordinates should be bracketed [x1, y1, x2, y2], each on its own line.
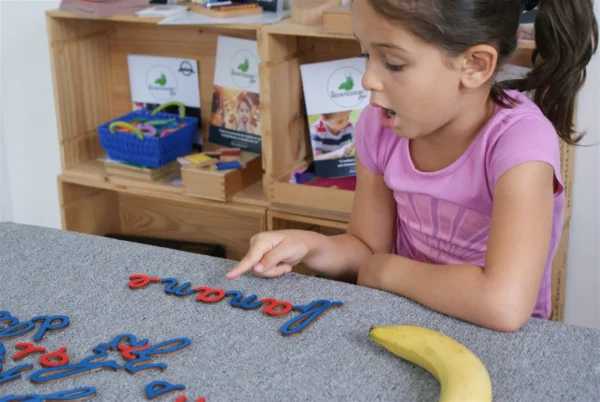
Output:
[500, 0, 598, 145]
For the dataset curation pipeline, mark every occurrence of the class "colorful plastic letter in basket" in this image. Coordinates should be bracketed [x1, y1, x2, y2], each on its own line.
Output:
[109, 101, 186, 140]
[109, 122, 145, 140]
[151, 101, 186, 121]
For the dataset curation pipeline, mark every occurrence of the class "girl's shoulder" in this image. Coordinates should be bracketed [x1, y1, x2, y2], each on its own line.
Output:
[483, 90, 564, 196]
[489, 90, 557, 134]
[484, 90, 560, 161]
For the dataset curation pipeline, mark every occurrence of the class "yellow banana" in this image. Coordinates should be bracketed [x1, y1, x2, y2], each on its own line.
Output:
[369, 325, 493, 402]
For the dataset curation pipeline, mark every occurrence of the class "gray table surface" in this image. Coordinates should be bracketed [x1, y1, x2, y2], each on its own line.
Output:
[0, 222, 598, 401]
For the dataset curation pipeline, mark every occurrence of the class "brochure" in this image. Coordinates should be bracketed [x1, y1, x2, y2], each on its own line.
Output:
[300, 57, 369, 178]
[208, 36, 261, 154]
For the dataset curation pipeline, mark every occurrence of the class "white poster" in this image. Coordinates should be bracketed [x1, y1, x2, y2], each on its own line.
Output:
[127, 54, 202, 148]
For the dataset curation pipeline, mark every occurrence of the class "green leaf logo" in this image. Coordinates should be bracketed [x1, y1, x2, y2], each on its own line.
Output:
[155, 73, 167, 86]
[238, 57, 249, 72]
[338, 74, 354, 91]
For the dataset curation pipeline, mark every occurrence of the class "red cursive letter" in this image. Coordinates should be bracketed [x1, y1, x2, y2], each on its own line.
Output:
[13, 342, 46, 361]
[128, 274, 161, 289]
[194, 287, 225, 303]
[40, 346, 70, 367]
[260, 298, 293, 317]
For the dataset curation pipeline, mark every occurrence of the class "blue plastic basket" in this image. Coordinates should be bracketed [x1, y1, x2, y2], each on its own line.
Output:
[97, 101, 199, 168]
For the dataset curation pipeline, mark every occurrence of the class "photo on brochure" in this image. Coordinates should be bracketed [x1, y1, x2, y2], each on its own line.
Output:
[210, 86, 260, 137]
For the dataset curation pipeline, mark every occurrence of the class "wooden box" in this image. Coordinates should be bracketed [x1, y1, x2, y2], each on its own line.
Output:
[181, 152, 263, 201]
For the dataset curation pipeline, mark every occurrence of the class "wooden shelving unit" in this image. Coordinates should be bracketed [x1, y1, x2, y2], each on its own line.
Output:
[46, 9, 572, 321]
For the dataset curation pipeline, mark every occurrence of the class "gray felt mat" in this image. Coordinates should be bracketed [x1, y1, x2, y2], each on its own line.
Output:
[0, 222, 599, 401]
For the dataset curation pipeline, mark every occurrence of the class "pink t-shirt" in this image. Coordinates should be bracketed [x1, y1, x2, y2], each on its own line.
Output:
[354, 90, 565, 319]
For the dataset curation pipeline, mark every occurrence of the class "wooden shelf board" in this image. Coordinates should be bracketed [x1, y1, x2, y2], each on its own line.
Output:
[46, 9, 536, 49]
[264, 17, 536, 50]
[59, 160, 267, 211]
[270, 173, 355, 217]
[268, 204, 350, 223]
[45, 9, 261, 30]
[232, 180, 268, 207]
[46, 9, 163, 24]
[263, 18, 354, 39]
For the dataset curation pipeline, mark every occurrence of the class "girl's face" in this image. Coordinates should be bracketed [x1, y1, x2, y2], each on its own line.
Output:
[352, 0, 466, 139]
[238, 101, 251, 124]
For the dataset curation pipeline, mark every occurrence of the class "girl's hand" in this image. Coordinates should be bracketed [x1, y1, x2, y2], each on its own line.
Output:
[225, 230, 319, 280]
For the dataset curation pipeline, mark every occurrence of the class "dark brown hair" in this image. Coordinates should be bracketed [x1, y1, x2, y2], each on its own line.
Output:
[367, 0, 598, 145]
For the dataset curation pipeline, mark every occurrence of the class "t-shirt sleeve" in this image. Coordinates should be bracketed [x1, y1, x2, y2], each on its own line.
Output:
[487, 115, 564, 196]
[353, 104, 386, 175]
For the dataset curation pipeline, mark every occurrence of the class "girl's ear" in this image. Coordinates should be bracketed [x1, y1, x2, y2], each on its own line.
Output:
[460, 44, 498, 90]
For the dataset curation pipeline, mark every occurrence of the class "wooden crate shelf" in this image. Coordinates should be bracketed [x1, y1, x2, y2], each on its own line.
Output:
[60, 160, 267, 207]
[59, 179, 266, 261]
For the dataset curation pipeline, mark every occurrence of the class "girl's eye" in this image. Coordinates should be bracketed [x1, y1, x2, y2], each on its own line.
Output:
[384, 62, 404, 72]
[358, 52, 369, 59]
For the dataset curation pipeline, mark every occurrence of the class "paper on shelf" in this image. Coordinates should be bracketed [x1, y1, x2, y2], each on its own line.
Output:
[158, 10, 290, 25]
[135, 5, 188, 17]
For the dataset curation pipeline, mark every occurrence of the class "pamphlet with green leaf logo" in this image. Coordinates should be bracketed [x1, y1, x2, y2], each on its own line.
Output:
[127, 54, 203, 149]
[300, 57, 369, 178]
[208, 36, 262, 154]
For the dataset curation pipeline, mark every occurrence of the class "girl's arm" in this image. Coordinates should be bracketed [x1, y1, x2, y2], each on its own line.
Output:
[225, 158, 396, 281]
[357, 161, 555, 332]
[302, 158, 397, 281]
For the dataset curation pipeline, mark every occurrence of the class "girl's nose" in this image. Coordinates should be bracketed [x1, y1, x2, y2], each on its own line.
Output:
[361, 61, 383, 93]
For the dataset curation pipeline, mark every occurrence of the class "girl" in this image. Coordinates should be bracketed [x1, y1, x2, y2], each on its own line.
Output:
[226, 0, 598, 332]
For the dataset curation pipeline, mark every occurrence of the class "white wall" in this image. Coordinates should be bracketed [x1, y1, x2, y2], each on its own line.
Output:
[0, 1, 9, 223]
[0, 1, 599, 328]
[564, 0, 600, 329]
[0, 1, 62, 228]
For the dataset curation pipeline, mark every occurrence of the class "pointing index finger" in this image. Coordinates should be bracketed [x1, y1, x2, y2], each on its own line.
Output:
[225, 248, 265, 279]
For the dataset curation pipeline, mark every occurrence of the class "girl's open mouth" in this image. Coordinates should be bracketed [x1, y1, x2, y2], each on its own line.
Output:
[381, 106, 396, 129]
